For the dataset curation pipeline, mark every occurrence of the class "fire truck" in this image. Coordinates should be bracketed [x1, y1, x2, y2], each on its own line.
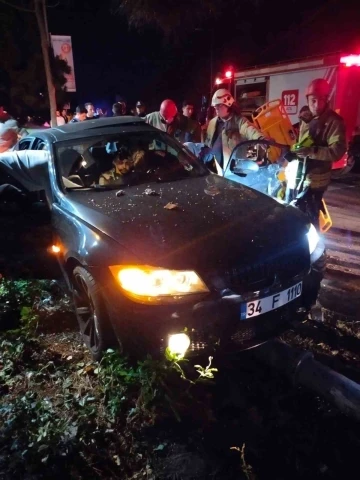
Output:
[214, 52, 360, 172]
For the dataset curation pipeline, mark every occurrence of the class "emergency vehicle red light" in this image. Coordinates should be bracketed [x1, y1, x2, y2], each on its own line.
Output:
[215, 78, 222, 85]
[225, 70, 232, 78]
[340, 54, 360, 67]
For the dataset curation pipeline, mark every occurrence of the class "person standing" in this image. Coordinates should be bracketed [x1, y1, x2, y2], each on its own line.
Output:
[292, 78, 346, 229]
[70, 106, 87, 123]
[178, 100, 201, 143]
[145, 99, 181, 138]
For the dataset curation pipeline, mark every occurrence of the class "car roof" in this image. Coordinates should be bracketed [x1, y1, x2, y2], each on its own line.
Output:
[27, 116, 154, 143]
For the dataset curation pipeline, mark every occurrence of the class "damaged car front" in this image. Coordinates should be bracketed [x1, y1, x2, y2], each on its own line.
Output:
[0, 119, 325, 360]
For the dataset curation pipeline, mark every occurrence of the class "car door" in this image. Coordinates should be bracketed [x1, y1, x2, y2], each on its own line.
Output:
[0, 141, 60, 280]
[224, 140, 284, 197]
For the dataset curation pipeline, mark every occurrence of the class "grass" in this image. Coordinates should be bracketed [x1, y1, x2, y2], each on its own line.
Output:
[0, 278, 223, 479]
[1, 278, 360, 480]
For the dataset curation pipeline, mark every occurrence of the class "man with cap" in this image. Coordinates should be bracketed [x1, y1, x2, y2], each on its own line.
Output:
[135, 101, 146, 118]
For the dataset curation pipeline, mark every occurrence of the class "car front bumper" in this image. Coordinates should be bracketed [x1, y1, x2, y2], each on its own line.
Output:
[91, 244, 326, 357]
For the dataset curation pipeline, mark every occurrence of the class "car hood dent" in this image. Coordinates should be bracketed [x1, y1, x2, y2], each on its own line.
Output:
[64, 175, 309, 270]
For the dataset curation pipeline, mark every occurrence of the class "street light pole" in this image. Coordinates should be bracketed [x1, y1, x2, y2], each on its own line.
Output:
[210, 29, 214, 98]
[35, 0, 57, 127]
[42, 0, 50, 42]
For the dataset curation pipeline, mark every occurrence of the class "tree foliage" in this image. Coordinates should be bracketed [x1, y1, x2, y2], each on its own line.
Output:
[111, 0, 220, 36]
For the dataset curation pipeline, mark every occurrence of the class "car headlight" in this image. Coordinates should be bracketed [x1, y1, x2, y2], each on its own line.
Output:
[109, 265, 209, 304]
[306, 224, 319, 255]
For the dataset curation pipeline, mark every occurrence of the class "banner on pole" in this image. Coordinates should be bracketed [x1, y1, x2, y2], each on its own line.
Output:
[50, 35, 76, 92]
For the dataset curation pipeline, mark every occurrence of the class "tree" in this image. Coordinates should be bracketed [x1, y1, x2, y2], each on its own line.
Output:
[0, 0, 61, 126]
[111, 0, 220, 37]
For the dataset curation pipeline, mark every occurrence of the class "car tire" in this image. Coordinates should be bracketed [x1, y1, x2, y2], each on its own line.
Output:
[72, 266, 115, 361]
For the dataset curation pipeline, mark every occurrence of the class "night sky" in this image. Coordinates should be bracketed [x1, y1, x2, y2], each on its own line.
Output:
[12, 0, 360, 113]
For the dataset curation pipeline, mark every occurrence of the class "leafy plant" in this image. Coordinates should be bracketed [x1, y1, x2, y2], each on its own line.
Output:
[0, 279, 49, 306]
[0, 392, 69, 466]
[194, 356, 218, 380]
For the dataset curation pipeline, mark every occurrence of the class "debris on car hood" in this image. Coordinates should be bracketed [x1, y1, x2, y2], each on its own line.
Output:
[144, 188, 159, 196]
[164, 202, 179, 210]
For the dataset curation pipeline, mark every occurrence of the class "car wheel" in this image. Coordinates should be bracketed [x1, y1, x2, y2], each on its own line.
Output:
[72, 266, 114, 361]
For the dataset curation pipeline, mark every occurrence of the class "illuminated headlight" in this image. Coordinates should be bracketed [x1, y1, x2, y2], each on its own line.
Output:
[307, 224, 319, 255]
[168, 333, 191, 358]
[109, 265, 209, 303]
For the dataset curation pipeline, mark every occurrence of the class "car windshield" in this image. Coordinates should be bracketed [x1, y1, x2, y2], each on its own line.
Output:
[55, 130, 208, 190]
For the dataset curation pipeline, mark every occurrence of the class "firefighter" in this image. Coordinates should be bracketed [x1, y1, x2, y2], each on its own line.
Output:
[205, 89, 267, 173]
[293, 78, 346, 229]
[185, 89, 268, 175]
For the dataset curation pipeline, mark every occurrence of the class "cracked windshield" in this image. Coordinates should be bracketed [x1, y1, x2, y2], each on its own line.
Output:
[56, 131, 207, 190]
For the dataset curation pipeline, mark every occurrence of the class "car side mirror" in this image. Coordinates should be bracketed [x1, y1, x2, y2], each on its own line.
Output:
[233, 159, 260, 176]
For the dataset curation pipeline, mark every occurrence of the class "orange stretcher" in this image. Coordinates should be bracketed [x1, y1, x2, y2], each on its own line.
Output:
[253, 99, 332, 233]
[252, 99, 297, 163]
[319, 199, 332, 233]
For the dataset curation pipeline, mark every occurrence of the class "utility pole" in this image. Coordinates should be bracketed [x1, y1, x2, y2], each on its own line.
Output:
[34, 0, 57, 127]
[210, 29, 214, 99]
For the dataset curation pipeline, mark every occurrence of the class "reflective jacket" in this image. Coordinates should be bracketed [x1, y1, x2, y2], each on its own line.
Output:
[299, 108, 347, 190]
[205, 115, 263, 172]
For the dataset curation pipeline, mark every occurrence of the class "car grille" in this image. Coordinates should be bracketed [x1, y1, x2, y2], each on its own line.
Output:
[230, 302, 297, 344]
[186, 300, 302, 351]
[223, 241, 309, 292]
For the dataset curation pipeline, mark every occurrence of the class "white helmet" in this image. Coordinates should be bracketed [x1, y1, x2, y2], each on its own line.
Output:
[211, 89, 234, 107]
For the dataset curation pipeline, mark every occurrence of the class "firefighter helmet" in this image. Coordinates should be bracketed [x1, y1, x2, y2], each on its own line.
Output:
[211, 89, 234, 107]
[306, 78, 331, 98]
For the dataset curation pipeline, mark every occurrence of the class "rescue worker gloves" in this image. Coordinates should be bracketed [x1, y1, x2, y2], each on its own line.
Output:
[294, 146, 313, 158]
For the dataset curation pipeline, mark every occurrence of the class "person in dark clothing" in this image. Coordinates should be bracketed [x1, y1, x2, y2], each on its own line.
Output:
[135, 101, 146, 117]
[293, 105, 313, 138]
[70, 106, 87, 123]
[85, 102, 100, 120]
[178, 100, 201, 143]
[112, 102, 124, 116]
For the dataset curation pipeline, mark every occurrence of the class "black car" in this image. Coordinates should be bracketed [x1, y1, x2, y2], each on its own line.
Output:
[0, 117, 325, 360]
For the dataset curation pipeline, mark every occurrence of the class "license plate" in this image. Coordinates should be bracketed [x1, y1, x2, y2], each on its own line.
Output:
[240, 281, 302, 320]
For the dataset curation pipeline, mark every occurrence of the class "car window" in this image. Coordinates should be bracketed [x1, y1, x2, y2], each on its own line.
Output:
[18, 139, 33, 150]
[33, 138, 48, 151]
[54, 130, 208, 190]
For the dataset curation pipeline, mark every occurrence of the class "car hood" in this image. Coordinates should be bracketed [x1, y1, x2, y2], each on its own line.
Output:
[65, 175, 309, 270]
